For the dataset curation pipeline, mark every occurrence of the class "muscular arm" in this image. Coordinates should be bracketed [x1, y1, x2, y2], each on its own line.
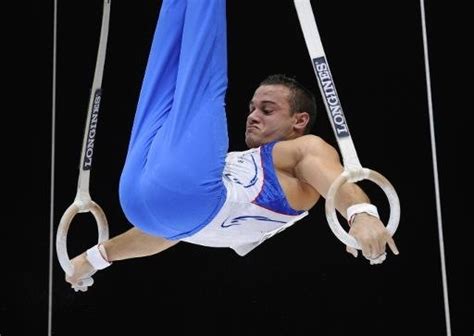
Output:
[293, 135, 370, 215]
[102, 227, 179, 261]
[66, 228, 178, 286]
[274, 134, 398, 261]
[275, 134, 368, 215]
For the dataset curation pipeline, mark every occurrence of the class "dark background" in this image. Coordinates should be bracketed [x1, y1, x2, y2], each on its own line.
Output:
[5, 0, 472, 335]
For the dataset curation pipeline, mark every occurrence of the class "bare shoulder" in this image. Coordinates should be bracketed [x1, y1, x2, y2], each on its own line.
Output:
[275, 134, 338, 158]
[272, 135, 325, 209]
[273, 134, 339, 173]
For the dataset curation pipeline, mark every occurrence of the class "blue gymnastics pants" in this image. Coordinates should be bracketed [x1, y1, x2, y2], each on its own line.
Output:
[119, 0, 229, 240]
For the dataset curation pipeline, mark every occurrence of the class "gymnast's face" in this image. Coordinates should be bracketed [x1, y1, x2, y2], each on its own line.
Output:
[245, 84, 305, 148]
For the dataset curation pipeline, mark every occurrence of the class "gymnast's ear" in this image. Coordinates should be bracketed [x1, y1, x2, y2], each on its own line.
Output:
[293, 111, 310, 133]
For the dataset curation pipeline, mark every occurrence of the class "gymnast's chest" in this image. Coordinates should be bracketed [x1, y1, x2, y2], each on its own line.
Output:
[223, 149, 263, 197]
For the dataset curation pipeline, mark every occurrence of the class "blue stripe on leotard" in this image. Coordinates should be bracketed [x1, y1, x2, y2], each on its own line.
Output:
[253, 142, 306, 216]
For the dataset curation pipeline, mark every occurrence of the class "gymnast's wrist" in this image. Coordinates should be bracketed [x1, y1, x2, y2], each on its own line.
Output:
[85, 243, 112, 270]
[347, 203, 379, 226]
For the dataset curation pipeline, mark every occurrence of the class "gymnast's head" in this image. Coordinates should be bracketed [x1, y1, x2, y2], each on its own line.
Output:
[245, 73, 317, 148]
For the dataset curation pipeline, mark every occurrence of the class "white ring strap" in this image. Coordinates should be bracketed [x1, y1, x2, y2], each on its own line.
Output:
[55, 0, 112, 281]
[293, 0, 400, 250]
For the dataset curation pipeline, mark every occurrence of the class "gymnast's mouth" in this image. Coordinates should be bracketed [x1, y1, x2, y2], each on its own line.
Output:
[246, 126, 259, 131]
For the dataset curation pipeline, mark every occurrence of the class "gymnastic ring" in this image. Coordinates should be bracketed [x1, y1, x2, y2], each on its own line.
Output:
[325, 167, 400, 250]
[56, 200, 109, 276]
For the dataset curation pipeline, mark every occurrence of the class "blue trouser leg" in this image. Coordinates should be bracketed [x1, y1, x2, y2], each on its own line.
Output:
[119, 0, 228, 239]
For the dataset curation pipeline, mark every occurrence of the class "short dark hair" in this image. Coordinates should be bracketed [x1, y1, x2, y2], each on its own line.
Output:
[259, 73, 317, 134]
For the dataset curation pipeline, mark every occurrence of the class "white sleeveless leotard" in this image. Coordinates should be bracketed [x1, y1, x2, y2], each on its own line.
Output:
[181, 141, 309, 256]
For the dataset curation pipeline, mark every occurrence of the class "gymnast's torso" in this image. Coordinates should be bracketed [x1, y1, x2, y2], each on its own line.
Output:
[181, 141, 315, 255]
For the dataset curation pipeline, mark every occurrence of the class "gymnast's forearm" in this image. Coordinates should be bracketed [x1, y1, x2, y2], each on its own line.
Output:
[299, 156, 370, 216]
[294, 139, 371, 218]
[101, 227, 179, 261]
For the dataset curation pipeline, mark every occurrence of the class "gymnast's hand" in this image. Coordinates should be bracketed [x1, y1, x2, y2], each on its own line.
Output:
[345, 213, 399, 264]
[65, 252, 97, 291]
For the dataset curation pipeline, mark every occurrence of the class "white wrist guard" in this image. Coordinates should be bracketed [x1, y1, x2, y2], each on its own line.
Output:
[347, 203, 379, 226]
[86, 244, 112, 270]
